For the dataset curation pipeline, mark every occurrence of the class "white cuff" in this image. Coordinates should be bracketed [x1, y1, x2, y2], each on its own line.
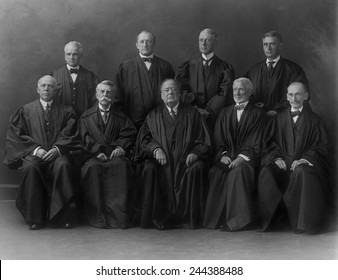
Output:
[238, 154, 250, 161]
[301, 158, 313, 166]
[53, 146, 61, 156]
[32, 146, 41, 156]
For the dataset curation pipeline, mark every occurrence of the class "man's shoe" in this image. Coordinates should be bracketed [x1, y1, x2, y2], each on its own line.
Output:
[29, 224, 41, 230]
[64, 222, 73, 229]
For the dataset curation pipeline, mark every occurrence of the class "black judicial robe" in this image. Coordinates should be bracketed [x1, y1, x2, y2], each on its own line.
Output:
[51, 65, 99, 116]
[3, 100, 79, 224]
[175, 55, 235, 116]
[116, 55, 175, 129]
[135, 103, 212, 229]
[244, 58, 308, 112]
[258, 105, 330, 232]
[203, 102, 264, 231]
[79, 104, 137, 228]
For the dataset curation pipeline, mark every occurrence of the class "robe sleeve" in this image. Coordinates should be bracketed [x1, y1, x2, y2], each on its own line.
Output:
[301, 118, 329, 166]
[261, 116, 284, 166]
[219, 63, 235, 98]
[54, 107, 81, 154]
[134, 118, 162, 161]
[237, 110, 264, 160]
[3, 107, 40, 169]
[189, 110, 212, 159]
[79, 117, 105, 156]
[109, 116, 137, 154]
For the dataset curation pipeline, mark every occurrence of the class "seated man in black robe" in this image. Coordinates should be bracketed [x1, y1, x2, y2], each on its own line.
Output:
[258, 82, 330, 234]
[79, 80, 137, 229]
[51, 41, 99, 116]
[244, 31, 308, 117]
[3, 75, 80, 230]
[116, 31, 175, 130]
[176, 28, 235, 126]
[135, 79, 212, 229]
[203, 78, 264, 231]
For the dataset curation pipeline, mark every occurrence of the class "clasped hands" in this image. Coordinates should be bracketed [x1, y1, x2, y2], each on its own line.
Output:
[36, 147, 59, 162]
[154, 148, 198, 166]
[96, 147, 126, 161]
[220, 155, 245, 168]
[274, 158, 309, 171]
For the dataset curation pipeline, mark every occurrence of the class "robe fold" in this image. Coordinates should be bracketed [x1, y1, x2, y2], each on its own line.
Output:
[79, 104, 137, 228]
[203, 102, 264, 230]
[175, 55, 235, 117]
[244, 58, 308, 112]
[258, 105, 330, 232]
[116, 55, 175, 129]
[51, 65, 99, 116]
[3, 100, 80, 224]
[135, 103, 212, 229]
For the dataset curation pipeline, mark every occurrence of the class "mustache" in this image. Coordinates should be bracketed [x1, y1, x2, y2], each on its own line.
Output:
[99, 97, 112, 102]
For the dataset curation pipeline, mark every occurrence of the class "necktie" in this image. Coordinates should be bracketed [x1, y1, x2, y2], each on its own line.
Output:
[170, 108, 176, 121]
[100, 109, 109, 124]
[203, 58, 212, 74]
[235, 103, 245, 110]
[142, 57, 153, 63]
[267, 61, 275, 77]
[291, 110, 301, 117]
[69, 68, 79, 74]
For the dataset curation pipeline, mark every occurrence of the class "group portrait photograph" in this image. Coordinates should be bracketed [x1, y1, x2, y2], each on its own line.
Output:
[0, 0, 337, 272]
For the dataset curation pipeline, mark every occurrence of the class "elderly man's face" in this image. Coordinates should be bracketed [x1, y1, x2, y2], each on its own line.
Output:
[161, 80, 180, 107]
[199, 31, 216, 55]
[96, 84, 114, 106]
[64, 45, 82, 67]
[263, 36, 282, 60]
[136, 32, 155, 56]
[37, 76, 56, 102]
[233, 81, 252, 104]
[287, 83, 308, 110]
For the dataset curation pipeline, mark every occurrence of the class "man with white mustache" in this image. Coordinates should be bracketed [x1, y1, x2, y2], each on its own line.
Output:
[79, 80, 137, 228]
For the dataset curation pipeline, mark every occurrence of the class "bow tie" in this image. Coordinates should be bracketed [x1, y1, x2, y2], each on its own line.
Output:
[69, 68, 79, 74]
[235, 104, 246, 110]
[142, 57, 153, 63]
[100, 108, 110, 113]
[291, 110, 301, 117]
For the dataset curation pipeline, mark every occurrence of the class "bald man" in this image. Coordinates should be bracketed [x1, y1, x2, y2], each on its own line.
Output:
[79, 80, 137, 229]
[51, 41, 99, 116]
[176, 28, 235, 127]
[116, 31, 175, 130]
[4, 75, 80, 230]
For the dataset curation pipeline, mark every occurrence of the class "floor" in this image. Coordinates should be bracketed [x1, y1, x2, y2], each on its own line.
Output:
[1, 198, 337, 260]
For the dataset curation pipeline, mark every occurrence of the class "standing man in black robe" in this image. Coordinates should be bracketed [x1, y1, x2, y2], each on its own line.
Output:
[244, 31, 308, 117]
[258, 82, 329, 234]
[135, 79, 212, 229]
[3, 75, 80, 230]
[51, 41, 99, 116]
[79, 80, 137, 229]
[116, 31, 175, 130]
[203, 78, 264, 231]
[175, 28, 235, 126]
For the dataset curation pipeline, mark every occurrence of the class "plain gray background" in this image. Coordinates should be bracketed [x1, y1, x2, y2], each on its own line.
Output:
[0, 0, 336, 183]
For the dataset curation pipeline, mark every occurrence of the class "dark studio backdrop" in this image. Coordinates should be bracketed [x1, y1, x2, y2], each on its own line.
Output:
[0, 0, 337, 185]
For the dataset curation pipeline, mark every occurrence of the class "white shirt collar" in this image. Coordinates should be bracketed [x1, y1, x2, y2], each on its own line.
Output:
[166, 102, 179, 114]
[99, 103, 111, 112]
[266, 55, 280, 67]
[66, 64, 80, 70]
[40, 99, 53, 109]
[202, 52, 214, 61]
[139, 53, 154, 59]
[236, 101, 249, 109]
[291, 106, 303, 112]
